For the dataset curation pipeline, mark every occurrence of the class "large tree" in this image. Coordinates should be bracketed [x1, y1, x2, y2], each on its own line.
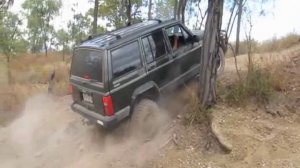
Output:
[55, 29, 69, 61]
[22, 0, 62, 56]
[98, 0, 142, 28]
[92, 0, 99, 35]
[199, 0, 225, 108]
[0, 11, 27, 83]
[235, 0, 244, 55]
[67, 13, 91, 45]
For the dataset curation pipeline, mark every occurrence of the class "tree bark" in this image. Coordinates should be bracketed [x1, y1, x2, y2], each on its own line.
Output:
[148, 0, 152, 19]
[235, 0, 243, 55]
[6, 55, 12, 84]
[173, 0, 178, 19]
[92, 0, 99, 35]
[44, 40, 48, 57]
[226, 1, 236, 34]
[62, 45, 65, 62]
[199, 0, 224, 109]
[181, 0, 187, 24]
[126, 0, 132, 25]
[177, 0, 182, 21]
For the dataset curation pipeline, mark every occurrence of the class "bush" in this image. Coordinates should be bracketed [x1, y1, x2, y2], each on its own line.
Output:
[182, 84, 210, 125]
[224, 63, 274, 105]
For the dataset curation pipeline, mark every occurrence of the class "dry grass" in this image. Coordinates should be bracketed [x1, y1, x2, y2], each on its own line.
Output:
[226, 32, 300, 57]
[258, 33, 300, 53]
[0, 52, 70, 113]
[0, 84, 47, 112]
[222, 59, 289, 106]
[179, 82, 211, 125]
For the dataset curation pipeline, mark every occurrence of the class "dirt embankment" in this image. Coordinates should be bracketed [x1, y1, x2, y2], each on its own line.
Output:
[154, 46, 300, 168]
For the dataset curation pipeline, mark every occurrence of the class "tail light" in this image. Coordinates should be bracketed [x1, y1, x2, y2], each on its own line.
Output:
[83, 73, 89, 79]
[68, 84, 74, 94]
[102, 95, 114, 116]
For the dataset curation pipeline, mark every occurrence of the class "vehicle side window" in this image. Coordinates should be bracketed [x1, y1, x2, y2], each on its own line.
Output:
[142, 37, 154, 63]
[111, 41, 142, 79]
[142, 30, 167, 63]
[166, 25, 192, 51]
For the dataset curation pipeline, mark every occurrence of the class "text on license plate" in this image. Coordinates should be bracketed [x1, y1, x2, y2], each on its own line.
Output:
[83, 93, 93, 103]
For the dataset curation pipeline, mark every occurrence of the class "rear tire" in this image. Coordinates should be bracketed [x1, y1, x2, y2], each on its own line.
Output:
[130, 99, 162, 140]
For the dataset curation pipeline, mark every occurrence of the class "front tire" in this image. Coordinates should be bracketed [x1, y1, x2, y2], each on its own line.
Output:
[130, 99, 162, 140]
[216, 47, 225, 75]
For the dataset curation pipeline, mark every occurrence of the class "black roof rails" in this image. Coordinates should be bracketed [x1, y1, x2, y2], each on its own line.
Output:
[80, 36, 93, 44]
[108, 33, 121, 40]
[81, 32, 121, 44]
[148, 19, 162, 23]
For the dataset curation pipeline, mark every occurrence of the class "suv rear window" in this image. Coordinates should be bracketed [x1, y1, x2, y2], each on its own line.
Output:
[111, 41, 142, 79]
[71, 49, 103, 82]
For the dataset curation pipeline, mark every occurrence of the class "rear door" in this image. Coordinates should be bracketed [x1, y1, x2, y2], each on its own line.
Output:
[70, 48, 106, 115]
[109, 40, 146, 113]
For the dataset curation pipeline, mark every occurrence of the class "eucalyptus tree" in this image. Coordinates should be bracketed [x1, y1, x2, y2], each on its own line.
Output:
[22, 0, 62, 56]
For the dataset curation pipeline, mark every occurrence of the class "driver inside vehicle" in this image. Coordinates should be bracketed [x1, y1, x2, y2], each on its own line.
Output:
[172, 32, 182, 50]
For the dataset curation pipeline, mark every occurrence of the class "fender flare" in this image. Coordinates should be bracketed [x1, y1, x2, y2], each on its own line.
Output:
[130, 81, 160, 113]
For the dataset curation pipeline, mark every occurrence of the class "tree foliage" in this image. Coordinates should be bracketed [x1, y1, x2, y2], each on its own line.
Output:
[0, 0, 14, 11]
[0, 12, 27, 62]
[67, 12, 92, 45]
[98, 0, 143, 28]
[22, 0, 62, 56]
[55, 28, 70, 60]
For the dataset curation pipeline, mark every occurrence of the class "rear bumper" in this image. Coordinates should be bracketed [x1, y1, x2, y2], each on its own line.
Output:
[71, 103, 130, 128]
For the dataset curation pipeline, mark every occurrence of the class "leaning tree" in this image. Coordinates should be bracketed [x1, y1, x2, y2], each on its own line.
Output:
[198, 0, 233, 152]
[199, 0, 226, 109]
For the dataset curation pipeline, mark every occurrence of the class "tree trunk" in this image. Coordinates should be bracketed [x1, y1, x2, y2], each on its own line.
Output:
[181, 0, 187, 24]
[199, 0, 224, 109]
[173, 0, 178, 19]
[235, 0, 243, 55]
[92, 0, 99, 35]
[126, 0, 132, 25]
[62, 46, 65, 62]
[148, 0, 152, 19]
[226, 1, 236, 34]
[6, 55, 12, 84]
[177, 0, 182, 21]
[44, 41, 48, 57]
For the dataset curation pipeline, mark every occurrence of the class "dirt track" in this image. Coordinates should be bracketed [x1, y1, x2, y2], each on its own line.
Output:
[0, 46, 300, 168]
[0, 94, 174, 168]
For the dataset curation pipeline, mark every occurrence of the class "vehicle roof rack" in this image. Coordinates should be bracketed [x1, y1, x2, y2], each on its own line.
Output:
[108, 33, 121, 40]
[148, 19, 162, 23]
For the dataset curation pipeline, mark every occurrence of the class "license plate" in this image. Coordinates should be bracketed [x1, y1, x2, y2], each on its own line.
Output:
[83, 93, 93, 103]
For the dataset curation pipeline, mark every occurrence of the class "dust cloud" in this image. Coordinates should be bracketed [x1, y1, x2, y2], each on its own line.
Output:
[0, 94, 172, 168]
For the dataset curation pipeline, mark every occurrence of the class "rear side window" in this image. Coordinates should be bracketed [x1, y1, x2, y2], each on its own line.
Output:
[71, 49, 103, 82]
[142, 30, 167, 63]
[111, 41, 142, 79]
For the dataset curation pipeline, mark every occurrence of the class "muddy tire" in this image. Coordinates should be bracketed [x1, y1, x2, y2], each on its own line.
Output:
[130, 99, 162, 140]
[216, 47, 225, 75]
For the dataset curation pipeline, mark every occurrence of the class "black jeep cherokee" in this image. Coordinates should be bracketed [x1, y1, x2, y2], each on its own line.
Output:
[70, 19, 201, 128]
